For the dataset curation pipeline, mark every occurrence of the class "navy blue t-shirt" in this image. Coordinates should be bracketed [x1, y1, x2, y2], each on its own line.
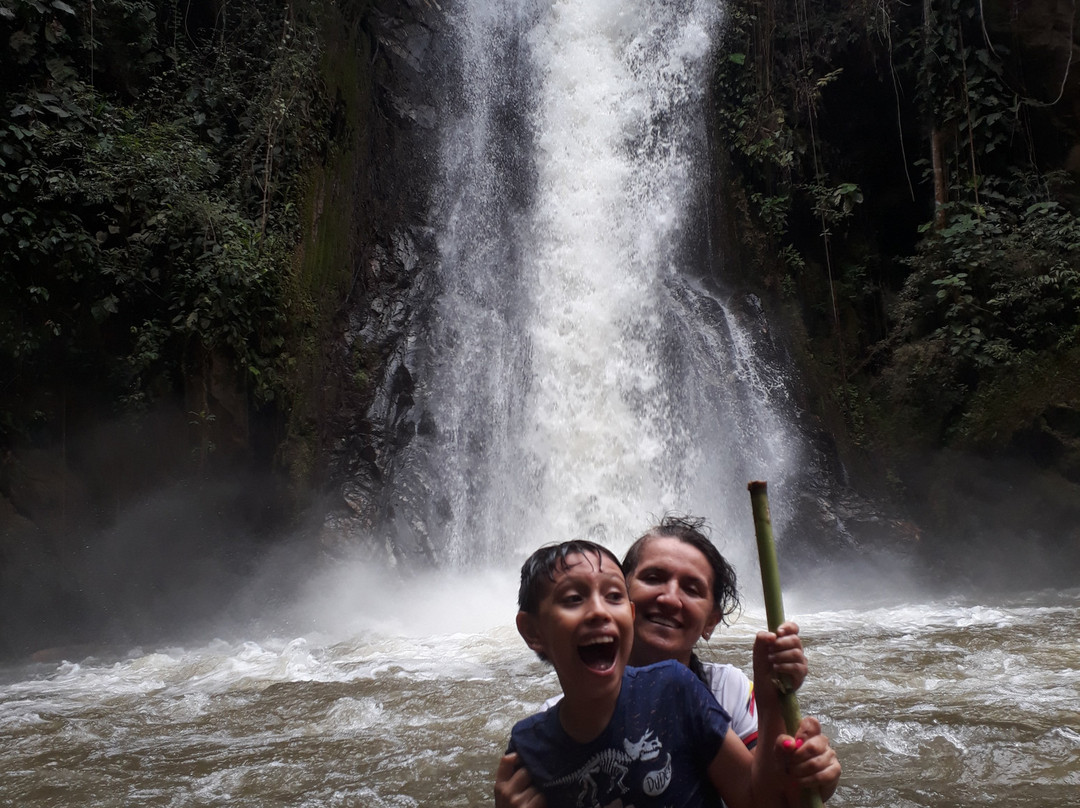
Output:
[508, 660, 732, 808]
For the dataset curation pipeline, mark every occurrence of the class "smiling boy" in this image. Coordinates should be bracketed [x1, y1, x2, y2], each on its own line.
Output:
[506, 539, 789, 808]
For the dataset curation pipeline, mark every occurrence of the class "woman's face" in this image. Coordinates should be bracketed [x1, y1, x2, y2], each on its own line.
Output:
[625, 536, 722, 667]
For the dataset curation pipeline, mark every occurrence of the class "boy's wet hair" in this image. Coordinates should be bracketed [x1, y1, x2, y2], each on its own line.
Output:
[518, 540, 624, 614]
[623, 514, 741, 625]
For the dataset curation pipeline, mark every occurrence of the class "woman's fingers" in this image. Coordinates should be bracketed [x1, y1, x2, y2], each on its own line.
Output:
[789, 717, 841, 800]
[765, 626, 808, 690]
[495, 753, 548, 808]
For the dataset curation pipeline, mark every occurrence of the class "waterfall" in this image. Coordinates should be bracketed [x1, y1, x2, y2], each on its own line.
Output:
[402, 0, 808, 569]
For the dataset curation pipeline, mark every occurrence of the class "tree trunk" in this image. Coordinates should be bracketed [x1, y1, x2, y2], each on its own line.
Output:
[925, 0, 948, 228]
[931, 126, 947, 227]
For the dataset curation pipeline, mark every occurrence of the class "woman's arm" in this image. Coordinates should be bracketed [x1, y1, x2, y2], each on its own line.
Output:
[708, 631, 793, 808]
[494, 752, 547, 808]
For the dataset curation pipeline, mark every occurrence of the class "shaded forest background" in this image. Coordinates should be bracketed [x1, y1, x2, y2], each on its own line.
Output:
[2, 0, 1079, 658]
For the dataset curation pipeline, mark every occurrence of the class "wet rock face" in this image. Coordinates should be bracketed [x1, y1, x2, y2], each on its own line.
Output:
[318, 1, 449, 564]
[1014, 404, 1080, 484]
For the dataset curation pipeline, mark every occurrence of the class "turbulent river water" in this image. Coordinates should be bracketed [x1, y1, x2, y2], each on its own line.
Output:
[1, 565, 1077, 807]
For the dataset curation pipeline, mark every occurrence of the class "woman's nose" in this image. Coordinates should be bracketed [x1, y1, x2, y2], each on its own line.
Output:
[655, 580, 680, 604]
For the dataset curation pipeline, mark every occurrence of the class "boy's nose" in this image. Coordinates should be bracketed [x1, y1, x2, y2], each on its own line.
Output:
[584, 592, 612, 620]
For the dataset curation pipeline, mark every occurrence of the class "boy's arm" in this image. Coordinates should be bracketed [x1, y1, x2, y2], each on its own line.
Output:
[754, 630, 844, 806]
[707, 727, 760, 808]
[758, 622, 841, 803]
[706, 725, 786, 808]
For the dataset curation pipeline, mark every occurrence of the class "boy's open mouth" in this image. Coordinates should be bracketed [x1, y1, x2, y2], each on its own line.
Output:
[578, 636, 618, 672]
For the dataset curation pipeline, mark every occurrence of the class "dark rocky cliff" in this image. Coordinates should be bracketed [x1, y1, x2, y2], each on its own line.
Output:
[0, 0, 445, 657]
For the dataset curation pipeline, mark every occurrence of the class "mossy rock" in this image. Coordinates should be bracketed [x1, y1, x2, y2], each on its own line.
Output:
[956, 347, 1080, 481]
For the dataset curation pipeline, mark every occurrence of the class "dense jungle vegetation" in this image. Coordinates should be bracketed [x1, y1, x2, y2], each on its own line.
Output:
[2, 0, 1078, 516]
[714, 0, 1080, 488]
[0, 0, 359, 494]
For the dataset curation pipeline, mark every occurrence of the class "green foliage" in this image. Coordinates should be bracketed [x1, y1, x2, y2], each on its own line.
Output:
[903, 0, 1021, 201]
[807, 182, 863, 231]
[956, 348, 1080, 450]
[714, 0, 1079, 462]
[712, 1, 868, 285]
[0, 0, 330, 443]
[887, 175, 1080, 440]
[902, 192, 1080, 361]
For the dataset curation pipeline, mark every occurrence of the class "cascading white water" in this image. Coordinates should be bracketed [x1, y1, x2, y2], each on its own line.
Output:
[420, 0, 805, 568]
[521, 0, 717, 546]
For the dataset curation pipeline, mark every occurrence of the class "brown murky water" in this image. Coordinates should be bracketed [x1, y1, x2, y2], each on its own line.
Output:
[1, 578, 1077, 807]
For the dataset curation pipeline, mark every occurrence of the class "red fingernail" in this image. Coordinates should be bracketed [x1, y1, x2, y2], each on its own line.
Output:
[783, 739, 795, 750]
[795, 738, 804, 749]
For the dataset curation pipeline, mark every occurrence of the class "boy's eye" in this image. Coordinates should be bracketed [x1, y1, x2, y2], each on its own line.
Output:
[560, 593, 583, 606]
[605, 590, 625, 603]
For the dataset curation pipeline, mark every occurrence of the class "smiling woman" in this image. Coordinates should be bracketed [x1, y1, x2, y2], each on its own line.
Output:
[624, 518, 739, 666]
[623, 516, 841, 802]
[623, 515, 782, 748]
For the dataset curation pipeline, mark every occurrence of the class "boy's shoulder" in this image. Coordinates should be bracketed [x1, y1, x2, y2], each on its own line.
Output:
[625, 658, 700, 686]
[622, 659, 714, 710]
[539, 660, 698, 711]
[512, 696, 561, 736]
[516, 662, 708, 744]
[517, 662, 695, 733]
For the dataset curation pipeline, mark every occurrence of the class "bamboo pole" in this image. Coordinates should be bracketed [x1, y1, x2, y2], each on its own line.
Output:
[748, 480, 824, 808]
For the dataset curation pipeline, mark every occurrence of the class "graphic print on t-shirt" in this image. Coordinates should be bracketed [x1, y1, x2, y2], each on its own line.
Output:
[544, 730, 673, 807]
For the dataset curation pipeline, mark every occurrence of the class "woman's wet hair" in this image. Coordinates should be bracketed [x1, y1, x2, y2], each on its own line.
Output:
[622, 514, 741, 625]
[518, 540, 624, 614]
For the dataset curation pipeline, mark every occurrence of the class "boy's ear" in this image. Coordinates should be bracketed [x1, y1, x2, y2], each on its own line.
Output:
[516, 611, 547, 655]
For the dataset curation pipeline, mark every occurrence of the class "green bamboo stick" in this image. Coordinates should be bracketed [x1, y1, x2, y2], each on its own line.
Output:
[748, 480, 824, 808]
